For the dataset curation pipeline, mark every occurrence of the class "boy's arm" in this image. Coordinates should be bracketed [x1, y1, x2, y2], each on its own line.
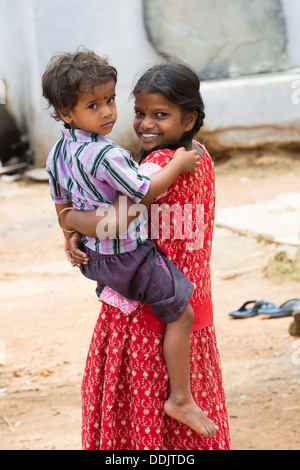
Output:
[139, 147, 200, 207]
[62, 147, 200, 238]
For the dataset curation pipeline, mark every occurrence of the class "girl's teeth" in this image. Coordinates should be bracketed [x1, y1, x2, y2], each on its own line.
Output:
[142, 134, 158, 138]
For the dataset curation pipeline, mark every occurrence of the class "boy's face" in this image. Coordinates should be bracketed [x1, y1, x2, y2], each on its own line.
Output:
[61, 80, 117, 135]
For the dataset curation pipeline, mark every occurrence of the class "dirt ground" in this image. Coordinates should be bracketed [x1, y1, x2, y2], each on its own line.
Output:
[0, 149, 300, 450]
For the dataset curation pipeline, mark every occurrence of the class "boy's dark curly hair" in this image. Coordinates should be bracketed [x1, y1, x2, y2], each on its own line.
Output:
[42, 47, 117, 121]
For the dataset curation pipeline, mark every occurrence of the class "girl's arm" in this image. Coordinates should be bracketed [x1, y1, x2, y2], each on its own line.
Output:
[54, 201, 79, 266]
[61, 198, 140, 266]
[55, 201, 74, 240]
[61, 196, 139, 239]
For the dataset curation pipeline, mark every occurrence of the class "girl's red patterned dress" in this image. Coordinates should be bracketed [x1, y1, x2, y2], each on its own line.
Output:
[81, 144, 231, 450]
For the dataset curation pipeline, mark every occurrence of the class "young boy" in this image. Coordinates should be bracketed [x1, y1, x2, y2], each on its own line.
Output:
[42, 48, 216, 437]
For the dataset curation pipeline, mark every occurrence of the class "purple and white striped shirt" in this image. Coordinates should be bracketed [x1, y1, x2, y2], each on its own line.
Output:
[46, 125, 150, 254]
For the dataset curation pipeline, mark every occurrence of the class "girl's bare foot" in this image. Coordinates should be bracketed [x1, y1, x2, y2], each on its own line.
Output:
[164, 396, 217, 437]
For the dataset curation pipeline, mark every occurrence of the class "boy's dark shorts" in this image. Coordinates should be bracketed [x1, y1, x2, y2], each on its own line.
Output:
[80, 238, 194, 323]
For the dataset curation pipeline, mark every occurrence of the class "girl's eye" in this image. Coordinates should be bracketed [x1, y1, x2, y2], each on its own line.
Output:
[157, 112, 167, 118]
[134, 110, 144, 118]
[88, 103, 97, 110]
[107, 97, 115, 104]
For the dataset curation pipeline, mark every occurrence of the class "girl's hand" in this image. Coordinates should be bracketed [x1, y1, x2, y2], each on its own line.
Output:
[67, 232, 89, 267]
[65, 237, 76, 267]
[172, 147, 200, 173]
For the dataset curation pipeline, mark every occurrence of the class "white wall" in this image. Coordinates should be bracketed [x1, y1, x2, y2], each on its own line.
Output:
[0, 0, 159, 165]
[282, 0, 300, 68]
[0, 0, 300, 164]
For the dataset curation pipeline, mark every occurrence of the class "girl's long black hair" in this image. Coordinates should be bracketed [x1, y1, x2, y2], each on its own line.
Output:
[131, 60, 205, 163]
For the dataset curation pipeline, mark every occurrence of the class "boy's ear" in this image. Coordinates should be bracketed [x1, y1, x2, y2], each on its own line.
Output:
[184, 111, 198, 132]
[59, 108, 72, 124]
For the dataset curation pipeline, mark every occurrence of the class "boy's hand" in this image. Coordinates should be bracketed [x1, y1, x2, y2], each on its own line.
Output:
[172, 147, 200, 173]
[65, 232, 89, 267]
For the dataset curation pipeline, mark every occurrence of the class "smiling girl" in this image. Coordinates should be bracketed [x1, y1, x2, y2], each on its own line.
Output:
[42, 49, 217, 442]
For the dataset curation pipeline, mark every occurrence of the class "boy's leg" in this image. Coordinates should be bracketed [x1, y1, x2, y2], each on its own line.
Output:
[163, 303, 216, 438]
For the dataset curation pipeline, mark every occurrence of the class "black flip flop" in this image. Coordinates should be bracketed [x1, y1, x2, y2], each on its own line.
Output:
[229, 300, 276, 319]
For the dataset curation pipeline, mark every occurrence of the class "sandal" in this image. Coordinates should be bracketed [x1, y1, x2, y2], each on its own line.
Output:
[257, 299, 300, 318]
[229, 300, 276, 319]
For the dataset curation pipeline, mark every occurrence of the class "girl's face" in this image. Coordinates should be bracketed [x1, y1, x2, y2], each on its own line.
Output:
[133, 91, 196, 152]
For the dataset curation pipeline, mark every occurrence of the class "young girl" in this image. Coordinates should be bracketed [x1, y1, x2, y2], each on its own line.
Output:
[44, 50, 216, 439]
[65, 62, 231, 450]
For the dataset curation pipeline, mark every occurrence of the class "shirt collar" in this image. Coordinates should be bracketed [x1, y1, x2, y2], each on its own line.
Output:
[61, 124, 107, 143]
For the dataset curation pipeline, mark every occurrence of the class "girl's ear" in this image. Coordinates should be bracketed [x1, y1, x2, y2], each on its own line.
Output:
[184, 111, 198, 132]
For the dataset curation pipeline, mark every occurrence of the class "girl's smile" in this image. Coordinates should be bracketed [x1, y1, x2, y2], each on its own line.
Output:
[133, 91, 196, 152]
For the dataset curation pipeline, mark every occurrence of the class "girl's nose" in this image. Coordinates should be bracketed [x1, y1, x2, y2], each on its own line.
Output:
[140, 115, 154, 130]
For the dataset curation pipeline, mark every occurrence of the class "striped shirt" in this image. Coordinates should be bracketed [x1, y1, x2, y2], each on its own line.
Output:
[46, 125, 151, 254]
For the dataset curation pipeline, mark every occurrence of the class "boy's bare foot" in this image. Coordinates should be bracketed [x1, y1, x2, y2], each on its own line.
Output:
[164, 396, 217, 437]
